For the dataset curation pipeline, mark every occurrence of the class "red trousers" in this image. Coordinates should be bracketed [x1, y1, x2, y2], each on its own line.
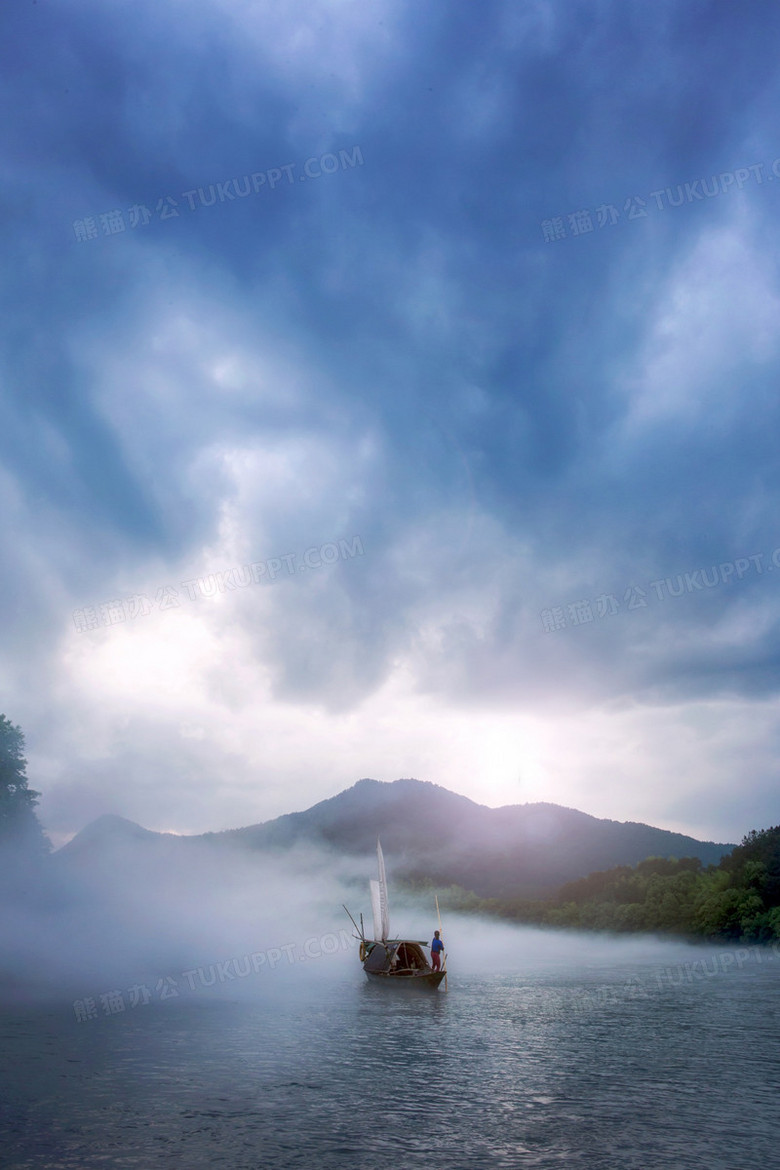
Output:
[431, 951, 441, 971]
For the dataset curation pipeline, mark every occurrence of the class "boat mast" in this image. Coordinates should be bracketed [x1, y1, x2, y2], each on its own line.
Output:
[342, 903, 365, 942]
[435, 892, 448, 991]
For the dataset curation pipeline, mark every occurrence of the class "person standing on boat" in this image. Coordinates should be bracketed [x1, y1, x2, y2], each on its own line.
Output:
[430, 930, 444, 971]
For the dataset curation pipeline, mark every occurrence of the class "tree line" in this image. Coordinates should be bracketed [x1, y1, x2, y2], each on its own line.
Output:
[408, 828, 780, 944]
[0, 714, 50, 854]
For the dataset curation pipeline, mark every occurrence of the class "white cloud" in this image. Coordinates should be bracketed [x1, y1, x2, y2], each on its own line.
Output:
[619, 207, 780, 430]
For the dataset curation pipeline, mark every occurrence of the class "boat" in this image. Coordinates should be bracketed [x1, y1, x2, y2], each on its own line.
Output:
[344, 839, 447, 990]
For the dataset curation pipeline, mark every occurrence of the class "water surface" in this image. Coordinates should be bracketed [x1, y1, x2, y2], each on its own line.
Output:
[2, 943, 777, 1168]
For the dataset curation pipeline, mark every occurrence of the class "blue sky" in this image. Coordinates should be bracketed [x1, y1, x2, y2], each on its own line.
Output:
[3, 0, 780, 846]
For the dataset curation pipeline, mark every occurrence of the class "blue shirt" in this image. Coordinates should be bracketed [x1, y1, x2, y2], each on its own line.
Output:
[431, 937, 444, 953]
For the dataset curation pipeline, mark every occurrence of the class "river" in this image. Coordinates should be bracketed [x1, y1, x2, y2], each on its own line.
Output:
[2, 930, 778, 1169]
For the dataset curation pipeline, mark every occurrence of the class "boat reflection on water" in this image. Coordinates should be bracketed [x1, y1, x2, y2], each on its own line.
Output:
[344, 839, 447, 991]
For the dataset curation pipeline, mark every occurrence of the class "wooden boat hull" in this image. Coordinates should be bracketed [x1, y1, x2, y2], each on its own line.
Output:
[364, 968, 445, 989]
[345, 843, 449, 993]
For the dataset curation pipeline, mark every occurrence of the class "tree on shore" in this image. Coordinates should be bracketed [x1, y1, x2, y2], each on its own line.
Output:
[0, 714, 50, 853]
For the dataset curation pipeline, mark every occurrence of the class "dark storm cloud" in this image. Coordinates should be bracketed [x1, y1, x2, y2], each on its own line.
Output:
[2, 0, 780, 839]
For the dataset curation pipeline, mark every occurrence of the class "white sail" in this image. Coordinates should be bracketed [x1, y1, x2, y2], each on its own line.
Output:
[370, 838, 390, 940]
[370, 880, 383, 941]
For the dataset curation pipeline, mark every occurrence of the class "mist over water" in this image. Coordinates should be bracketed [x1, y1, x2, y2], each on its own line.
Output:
[2, 833, 779, 1168]
[4, 828, 778, 1013]
[3, 932, 778, 1169]
[0, 833, 373, 1004]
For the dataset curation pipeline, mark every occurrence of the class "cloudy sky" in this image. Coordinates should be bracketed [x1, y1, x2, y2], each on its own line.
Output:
[3, 0, 780, 847]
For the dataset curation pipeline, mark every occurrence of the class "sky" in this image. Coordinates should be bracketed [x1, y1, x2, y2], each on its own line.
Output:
[3, 0, 780, 848]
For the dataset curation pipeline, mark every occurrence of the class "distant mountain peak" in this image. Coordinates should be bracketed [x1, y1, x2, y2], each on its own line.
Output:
[56, 813, 158, 855]
[351, 776, 445, 793]
[348, 775, 481, 805]
[85, 813, 145, 830]
[56, 780, 736, 900]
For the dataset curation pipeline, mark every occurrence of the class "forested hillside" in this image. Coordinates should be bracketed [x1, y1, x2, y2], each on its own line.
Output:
[429, 826, 780, 943]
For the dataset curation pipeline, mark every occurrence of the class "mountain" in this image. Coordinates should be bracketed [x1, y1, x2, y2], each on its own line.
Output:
[57, 781, 734, 898]
[207, 777, 735, 898]
[54, 814, 193, 873]
[57, 781, 735, 897]
[57, 813, 173, 857]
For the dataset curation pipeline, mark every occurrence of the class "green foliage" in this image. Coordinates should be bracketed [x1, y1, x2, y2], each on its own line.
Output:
[0, 714, 50, 853]
[462, 829, 780, 944]
[724, 827, 780, 905]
